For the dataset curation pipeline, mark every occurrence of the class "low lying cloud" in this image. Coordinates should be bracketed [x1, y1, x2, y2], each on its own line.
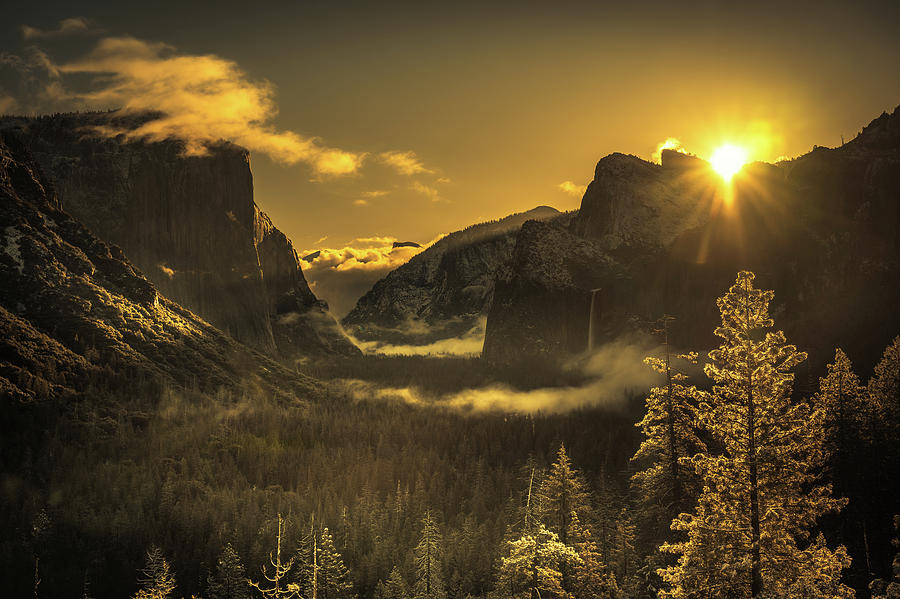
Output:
[339, 335, 664, 414]
[378, 151, 433, 176]
[22, 17, 102, 40]
[351, 318, 486, 357]
[557, 180, 587, 197]
[300, 236, 435, 317]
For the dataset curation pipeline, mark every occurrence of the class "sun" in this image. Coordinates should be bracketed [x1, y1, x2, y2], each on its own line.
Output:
[709, 144, 749, 182]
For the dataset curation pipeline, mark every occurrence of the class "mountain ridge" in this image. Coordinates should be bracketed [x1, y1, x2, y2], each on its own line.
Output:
[0, 130, 316, 403]
[483, 104, 900, 373]
[342, 205, 563, 345]
[0, 112, 358, 363]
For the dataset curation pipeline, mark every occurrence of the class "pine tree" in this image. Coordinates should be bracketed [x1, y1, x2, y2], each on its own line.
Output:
[133, 546, 176, 599]
[816, 348, 865, 458]
[815, 348, 867, 487]
[297, 517, 320, 599]
[541, 443, 592, 596]
[632, 318, 706, 524]
[248, 514, 300, 599]
[869, 335, 900, 441]
[496, 525, 580, 599]
[414, 511, 445, 599]
[207, 543, 250, 599]
[541, 444, 591, 547]
[570, 514, 621, 599]
[375, 566, 410, 599]
[610, 507, 637, 593]
[659, 271, 853, 598]
[317, 528, 354, 599]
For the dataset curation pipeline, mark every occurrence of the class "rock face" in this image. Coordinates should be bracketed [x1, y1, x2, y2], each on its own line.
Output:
[0, 113, 357, 362]
[343, 206, 561, 345]
[0, 131, 315, 403]
[570, 150, 717, 248]
[483, 106, 900, 374]
[482, 219, 618, 362]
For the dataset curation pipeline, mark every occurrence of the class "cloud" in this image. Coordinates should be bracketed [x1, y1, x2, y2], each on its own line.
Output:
[351, 318, 487, 357]
[652, 137, 684, 164]
[378, 150, 433, 176]
[339, 335, 664, 414]
[22, 17, 101, 40]
[300, 236, 434, 317]
[354, 190, 389, 205]
[557, 180, 586, 197]
[25, 35, 365, 175]
[412, 181, 441, 202]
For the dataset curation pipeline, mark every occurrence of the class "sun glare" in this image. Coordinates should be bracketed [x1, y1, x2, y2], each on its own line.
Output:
[710, 144, 748, 182]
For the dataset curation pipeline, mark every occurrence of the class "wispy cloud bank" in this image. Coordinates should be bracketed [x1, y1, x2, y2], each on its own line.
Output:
[351, 318, 486, 357]
[300, 236, 436, 317]
[339, 335, 663, 413]
[557, 180, 586, 197]
[4, 25, 447, 184]
[412, 181, 441, 202]
[38, 36, 364, 175]
[22, 17, 102, 40]
[378, 150, 433, 176]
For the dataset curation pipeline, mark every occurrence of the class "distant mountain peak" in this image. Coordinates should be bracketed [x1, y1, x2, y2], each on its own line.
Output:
[844, 103, 900, 152]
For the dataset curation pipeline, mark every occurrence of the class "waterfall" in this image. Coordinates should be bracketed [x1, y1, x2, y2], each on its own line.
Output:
[588, 288, 601, 352]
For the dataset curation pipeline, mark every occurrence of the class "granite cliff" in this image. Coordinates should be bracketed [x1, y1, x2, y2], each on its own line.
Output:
[0, 131, 315, 403]
[343, 206, 562, 345]
[483, 106, 900, 375]
[0, 113, 357, 362]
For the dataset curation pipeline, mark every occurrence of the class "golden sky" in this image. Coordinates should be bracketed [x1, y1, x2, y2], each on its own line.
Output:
[3, 0, 900, 254]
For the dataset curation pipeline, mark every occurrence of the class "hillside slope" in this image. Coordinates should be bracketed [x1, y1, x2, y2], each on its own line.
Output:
[0, 113, 358, 363]
[0, 131, 315, 403]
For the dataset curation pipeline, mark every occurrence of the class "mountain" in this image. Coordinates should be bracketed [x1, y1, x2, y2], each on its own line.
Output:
[0, 113, 358, 363]
[483, 106, 900, 375]
[0, 131, 315, 403]
[342, 206, 562, 345]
